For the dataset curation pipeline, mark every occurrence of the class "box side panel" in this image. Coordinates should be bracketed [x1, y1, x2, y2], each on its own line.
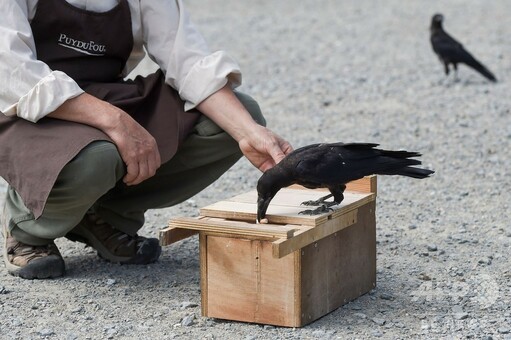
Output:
[257, 242, 297, 326]
[205, 236, 257, 322]
[300, 201, 376, 326]
[205, 236, 296, 326]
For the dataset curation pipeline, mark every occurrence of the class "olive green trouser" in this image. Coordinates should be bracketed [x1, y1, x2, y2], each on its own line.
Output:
[5, 92, 264, 246]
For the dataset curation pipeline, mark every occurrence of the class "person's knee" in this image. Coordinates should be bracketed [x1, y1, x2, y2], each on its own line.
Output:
[235, 92, 266, 127]
[60, 141, 124, 198]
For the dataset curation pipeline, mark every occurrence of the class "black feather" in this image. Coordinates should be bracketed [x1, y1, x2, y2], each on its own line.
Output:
[256, 142, 434, 222]
[430, 13, 497, 82]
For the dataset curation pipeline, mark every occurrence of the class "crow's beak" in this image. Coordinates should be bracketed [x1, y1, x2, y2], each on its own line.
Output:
[256, 195, 271, 223]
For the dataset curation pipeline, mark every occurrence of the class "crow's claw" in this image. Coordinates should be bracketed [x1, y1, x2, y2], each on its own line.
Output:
[298, 204, 333, 215]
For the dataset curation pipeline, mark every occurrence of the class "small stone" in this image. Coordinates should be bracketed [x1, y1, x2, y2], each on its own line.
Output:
[353, 312, 367, 319]
[38, 329, 54, 336]
[181, 314, 195, 326]
[71, 306, 83, 313]
[478, 257, 492, 265]
[408, 224, 418, 230]
[418, 273, 431, 281]
[372, 329, 383, 337]
[263, 325, 274, 330]
[372, 318, 386, 326]
[379, 293, 394, 301]
[106, 279, 117, 285]
[498, 328, 510, 334]
[180, 301, 198, 309]
[453, 312, 469, 320]
[0, 286, 9, 294]
[427, 244, 438, 252]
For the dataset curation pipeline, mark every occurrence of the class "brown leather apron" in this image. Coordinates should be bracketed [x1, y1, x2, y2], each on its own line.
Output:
[0, 0, 200, 218]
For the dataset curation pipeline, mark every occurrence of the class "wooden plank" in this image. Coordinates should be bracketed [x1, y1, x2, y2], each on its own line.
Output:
[204, 236, 298, 327]
[159, 227, 198, 246]
[272, 209, 358, 258]
[200, 201, 328, 226]
[299, 202, 377, 326]
[200, 233, 208, 316]
[168, 216, 296, 239]
[200, 189, 374, 226]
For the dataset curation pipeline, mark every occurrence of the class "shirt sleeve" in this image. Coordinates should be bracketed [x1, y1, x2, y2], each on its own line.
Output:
[0, 0, 84, 122]
[140, 0, 242, 111]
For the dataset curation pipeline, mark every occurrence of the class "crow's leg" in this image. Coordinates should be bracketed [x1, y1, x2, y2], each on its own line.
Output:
[443, 62, 450, 76]
[300, 193, 334, 206]
[298, 204, 333, 216]
[299, 185, 345, 215]
[453, 63, 460, 82]
[439, 62, 451, 86]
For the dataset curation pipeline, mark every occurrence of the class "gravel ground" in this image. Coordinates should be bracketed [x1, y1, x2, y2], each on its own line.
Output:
[1, 0, 511, 339]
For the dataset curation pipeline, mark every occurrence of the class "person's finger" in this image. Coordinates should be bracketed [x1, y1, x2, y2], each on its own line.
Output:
[150, 148, 161, 174]
[268, 144, 287, 164]
[131, 159, 150, 185]
[124, 161, 139, 185]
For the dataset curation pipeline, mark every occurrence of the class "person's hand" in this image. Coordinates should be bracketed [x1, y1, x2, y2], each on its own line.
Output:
[238, 125, 293, 172]
[105, 109, 161, 185]
[48, 93, 161, 186]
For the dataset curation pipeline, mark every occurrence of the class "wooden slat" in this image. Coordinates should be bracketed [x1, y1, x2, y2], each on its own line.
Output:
[204, 236, 298, 326]
[200, 189, 374, 227]
[272, 209, 358, 258]
[159, 227, 198, 246]
[167, 216, 295, 239]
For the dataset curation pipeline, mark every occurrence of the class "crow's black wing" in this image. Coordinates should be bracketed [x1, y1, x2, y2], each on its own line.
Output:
[431, 31, 467, 62]
[292, 143, 380, 187]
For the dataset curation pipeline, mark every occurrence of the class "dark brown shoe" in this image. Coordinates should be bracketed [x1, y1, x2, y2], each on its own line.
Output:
[2, 222, 65, 279]
[66, 211, 161, 265]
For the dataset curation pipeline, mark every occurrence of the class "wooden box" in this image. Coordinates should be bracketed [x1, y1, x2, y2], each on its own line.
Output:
[160, 176, 377, 327]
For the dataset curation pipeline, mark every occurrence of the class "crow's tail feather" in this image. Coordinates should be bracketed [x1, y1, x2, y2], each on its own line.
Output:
[464, 55, 497, 82]
[376, 150, 434, 179]
[380, 149, 422, 159]
[388, 166, 435, 179]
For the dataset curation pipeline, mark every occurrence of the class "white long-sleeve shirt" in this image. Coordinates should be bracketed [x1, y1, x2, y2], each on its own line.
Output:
[0, 0, 242, 122]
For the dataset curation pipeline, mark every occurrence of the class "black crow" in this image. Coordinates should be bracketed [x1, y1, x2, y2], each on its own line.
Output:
[256, 143, 434, 223]
[430, 13, 497, 82]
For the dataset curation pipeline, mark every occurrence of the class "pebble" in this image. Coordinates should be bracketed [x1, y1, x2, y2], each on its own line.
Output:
[478, 257, 492, 265]
[372, 318, 386, 326]
[379, 293, 394, 301]
[353, 312, 367, 319]
[427, 244, 438, 251]
[499, 328, 510, 334]
[0, 286, 8, 294]
[454, 312, 469, 320]
[372, 330, 383, 337]
[418, 273, 431, 281]
[181, 314, 195, 327]
[106, 279, 117, 285]
[38, 329, 55, 337]
[181, 301, 198, 309]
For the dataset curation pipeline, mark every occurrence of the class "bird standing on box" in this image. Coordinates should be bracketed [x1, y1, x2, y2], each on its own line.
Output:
[256, 143, 434, 223]
[429, 13, 497, 82]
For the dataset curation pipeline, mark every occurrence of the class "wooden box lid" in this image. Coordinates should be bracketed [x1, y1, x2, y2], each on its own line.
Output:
[161, 176, 377, 258]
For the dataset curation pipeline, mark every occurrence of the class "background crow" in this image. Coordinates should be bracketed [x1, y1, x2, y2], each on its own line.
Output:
[430, 13, 497, 82]
[256, 143, 434, 222]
